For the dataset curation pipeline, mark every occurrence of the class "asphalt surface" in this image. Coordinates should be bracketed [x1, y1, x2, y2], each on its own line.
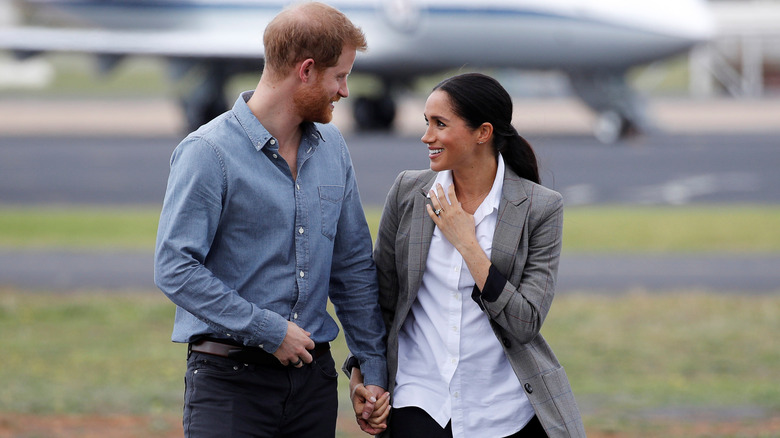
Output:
[1, 131, 779, 207]
[1, 97, 779, 292]
[2, 249, 779, 293]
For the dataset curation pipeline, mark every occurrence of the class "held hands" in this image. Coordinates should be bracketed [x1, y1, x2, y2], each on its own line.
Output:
[272, 321, 315, 367]
[350, 368, 390, 434]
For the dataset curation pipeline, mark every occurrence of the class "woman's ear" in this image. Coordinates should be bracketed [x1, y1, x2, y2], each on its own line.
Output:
[477, 122, 493, 145]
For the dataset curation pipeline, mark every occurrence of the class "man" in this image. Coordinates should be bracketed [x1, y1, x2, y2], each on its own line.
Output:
[154, 3, 387, 436]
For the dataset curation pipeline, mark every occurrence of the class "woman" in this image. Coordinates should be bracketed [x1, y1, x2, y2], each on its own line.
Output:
[349, 73, 586, 438]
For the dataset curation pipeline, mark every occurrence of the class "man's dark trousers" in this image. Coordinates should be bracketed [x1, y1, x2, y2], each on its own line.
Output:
[183, 350, 338, 437]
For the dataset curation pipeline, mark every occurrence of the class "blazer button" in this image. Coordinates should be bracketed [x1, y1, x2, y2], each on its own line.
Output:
[524, 383, 533, 394]
[502, 337, 511, 348]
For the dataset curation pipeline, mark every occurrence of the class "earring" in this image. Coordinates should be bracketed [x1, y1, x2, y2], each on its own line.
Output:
[478, 141, 484, 145]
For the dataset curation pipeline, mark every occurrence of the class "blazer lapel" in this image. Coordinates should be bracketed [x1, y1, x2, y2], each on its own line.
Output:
[491, 171, 530, 277]
[401, 170, 529, 298]
[406, 177, 436, 307]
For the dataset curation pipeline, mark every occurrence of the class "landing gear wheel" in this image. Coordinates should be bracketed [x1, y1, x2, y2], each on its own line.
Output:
[593, 111, 623, 144]
[593, 110, 638, 144]
[353, 96, 396, 131]
[181, 96, 227, 132]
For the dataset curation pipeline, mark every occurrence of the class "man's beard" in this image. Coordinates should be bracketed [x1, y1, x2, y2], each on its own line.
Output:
[293, 79, 335, 124]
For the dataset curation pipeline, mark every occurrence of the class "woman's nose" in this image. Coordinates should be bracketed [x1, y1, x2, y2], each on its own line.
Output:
[421, 127, 433, 144]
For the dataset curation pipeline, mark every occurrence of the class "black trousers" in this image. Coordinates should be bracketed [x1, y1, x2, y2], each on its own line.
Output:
[389, 406, 548, 438]
[183, 350, 338, 438]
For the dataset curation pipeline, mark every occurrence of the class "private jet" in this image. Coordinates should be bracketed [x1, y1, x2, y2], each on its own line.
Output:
[0, 0, 715, 142]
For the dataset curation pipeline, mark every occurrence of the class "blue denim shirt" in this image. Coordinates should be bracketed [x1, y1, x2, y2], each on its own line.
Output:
[154, 91, 387, 387]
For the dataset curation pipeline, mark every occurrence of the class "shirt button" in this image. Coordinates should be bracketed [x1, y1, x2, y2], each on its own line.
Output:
[299, 271, 305, 278]
[296, 184, 300, 190]
[259, 344, 263, 349]
[452, 326, 458, 332]
[272, 153, 278, 159]
[298, 227, 304, 234]
[294, 313, 299, 319]
[270, 139, 276, 145]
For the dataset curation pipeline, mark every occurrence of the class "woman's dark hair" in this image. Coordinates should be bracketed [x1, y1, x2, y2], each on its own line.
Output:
[432, 73, 540, 184]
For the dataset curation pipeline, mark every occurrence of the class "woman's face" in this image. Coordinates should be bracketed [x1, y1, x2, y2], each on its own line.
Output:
[421, 90, 482, 173]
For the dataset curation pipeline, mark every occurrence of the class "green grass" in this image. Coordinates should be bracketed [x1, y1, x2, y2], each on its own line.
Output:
[2, 55, 170, 98]
[0, 206, 161, 250]
[0, 290, 777, 437]
[548, 292, 780, 410]
[1, 205, 779, 253]
[561, 205, 780, 253]
[1, 203, 778, 436]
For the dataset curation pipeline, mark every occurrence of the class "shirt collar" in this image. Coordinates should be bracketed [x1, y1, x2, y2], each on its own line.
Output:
[233, 90, 325, 152]
[429, 154, 505, 225]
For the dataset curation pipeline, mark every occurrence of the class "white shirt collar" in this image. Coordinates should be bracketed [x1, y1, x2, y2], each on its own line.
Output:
[428, 153, 505, 225]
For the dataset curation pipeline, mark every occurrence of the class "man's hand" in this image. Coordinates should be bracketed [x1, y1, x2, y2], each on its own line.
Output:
[272, 321, 315, 367]
[350, 368, 390, 434]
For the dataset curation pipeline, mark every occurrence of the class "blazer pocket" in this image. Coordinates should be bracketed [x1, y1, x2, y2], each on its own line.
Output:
[535, 366, 581, 436]
[319, 185, 344, 240]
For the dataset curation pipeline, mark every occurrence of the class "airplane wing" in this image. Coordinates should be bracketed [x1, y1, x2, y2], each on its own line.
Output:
[0, 26, 263, 59]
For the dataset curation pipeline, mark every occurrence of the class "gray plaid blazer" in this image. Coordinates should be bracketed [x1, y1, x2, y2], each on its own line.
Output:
[373, 167, 586, 437]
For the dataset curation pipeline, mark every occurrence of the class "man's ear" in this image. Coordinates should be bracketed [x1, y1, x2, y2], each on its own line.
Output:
[298, 58, 316, 83]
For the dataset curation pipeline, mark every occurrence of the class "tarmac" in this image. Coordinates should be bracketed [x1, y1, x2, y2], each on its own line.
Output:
[2, 248, 779, 293]
[1, 95, 779, 293]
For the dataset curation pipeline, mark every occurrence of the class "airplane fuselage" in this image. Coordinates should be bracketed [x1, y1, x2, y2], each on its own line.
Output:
[20, 0, 714, 74]
[7, 0, 715, 139]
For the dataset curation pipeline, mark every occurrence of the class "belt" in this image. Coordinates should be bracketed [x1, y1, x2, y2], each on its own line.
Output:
[189, 338, 330, 368]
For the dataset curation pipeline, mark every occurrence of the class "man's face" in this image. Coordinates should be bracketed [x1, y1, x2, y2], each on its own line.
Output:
[294, 47, 357, 124]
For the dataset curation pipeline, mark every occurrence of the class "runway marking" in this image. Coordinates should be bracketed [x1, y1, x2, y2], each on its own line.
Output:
[562, 184, 597, 205]
[632, 172, 761, 204]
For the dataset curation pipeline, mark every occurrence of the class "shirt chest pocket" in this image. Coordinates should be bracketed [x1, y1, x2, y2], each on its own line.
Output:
[318, 185, 344, 240]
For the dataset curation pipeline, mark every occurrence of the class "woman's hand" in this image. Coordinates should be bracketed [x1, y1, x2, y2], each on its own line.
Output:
[427, 183, 491, 290]
[349, 368, 390, 434]
[426, 183, 477, 251]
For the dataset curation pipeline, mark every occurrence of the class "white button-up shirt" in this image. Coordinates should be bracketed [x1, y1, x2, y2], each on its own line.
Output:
[393, 156, 534, 437]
